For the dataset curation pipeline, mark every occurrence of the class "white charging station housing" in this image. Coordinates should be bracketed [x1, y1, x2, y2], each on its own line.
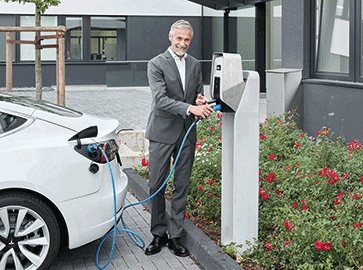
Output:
[210, 53, 246, 112]
[210, 52, 260, 253]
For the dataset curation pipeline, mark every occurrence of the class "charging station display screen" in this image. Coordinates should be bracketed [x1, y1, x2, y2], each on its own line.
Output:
[214, 77, 221, 100]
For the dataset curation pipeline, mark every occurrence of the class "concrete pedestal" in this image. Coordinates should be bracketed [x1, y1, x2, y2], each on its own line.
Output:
[221, 71, 260, 253]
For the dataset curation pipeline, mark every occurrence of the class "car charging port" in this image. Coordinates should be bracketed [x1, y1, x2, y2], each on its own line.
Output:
[89, 163, 99, 174]
[74, 140, 119, 164]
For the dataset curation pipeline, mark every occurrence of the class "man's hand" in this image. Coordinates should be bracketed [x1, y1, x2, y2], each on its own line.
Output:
[196, 94, 208, 106]
[189, 104, 214, 120]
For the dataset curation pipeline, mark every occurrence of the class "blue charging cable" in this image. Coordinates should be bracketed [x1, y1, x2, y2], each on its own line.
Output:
[89, 104, 221, 269]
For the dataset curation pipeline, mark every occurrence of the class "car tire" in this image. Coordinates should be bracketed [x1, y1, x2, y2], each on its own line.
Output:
[0, 191, 60, 270]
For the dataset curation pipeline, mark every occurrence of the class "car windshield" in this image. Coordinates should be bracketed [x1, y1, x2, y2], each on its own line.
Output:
[0, 94, 82, 117]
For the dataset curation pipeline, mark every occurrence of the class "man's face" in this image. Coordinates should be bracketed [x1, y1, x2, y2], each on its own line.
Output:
[169, 27, 192, 57]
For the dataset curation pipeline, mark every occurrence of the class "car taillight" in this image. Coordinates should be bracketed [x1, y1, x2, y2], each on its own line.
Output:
[73, 139, 120, 164]
[100, 140, 119, 163]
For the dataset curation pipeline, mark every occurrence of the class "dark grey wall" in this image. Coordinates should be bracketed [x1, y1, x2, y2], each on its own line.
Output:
[127, 16, 202, 61]
[0, 15, 16, 62]
[281, 0, 305, 72]
[280, 0, 363, 142]
[106, 16, 203, 87]
[0, 16, 203, 88]
[303, 80, 363, 142]
[0, 63, 106, 87]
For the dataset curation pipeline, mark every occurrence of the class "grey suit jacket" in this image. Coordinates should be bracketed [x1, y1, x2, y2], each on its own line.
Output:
[145, 49, 203, 145]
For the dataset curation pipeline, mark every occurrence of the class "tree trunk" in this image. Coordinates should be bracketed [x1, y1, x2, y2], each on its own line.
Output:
[35, 7, 42, 100]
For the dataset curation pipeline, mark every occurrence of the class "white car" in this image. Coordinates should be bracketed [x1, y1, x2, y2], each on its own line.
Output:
[0, 92, 128, 270]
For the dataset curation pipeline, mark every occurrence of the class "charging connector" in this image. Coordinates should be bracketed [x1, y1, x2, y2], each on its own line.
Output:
[93, 104, 222, 269]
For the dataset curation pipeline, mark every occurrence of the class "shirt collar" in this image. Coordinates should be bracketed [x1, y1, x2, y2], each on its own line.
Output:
[168, 47, 187, 61]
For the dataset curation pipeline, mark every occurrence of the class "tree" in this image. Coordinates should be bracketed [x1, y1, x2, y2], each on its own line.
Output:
[4, 0, 61, 100]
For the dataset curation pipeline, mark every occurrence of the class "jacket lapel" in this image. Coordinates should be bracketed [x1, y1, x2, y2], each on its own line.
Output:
[184, 56, 191, 99]
[165, 50, 184, 94]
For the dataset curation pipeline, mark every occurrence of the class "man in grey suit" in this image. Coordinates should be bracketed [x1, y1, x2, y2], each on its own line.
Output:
[145, 20, 214, 257]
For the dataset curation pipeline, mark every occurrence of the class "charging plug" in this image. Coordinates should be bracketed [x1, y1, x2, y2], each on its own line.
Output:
[87, 145, 97, 153]
[195, 104, 222, 123]
[213, 104, 221, 111]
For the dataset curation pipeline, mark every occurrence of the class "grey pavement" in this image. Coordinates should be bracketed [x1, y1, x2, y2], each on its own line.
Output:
[10, 87, 152, 131]
[48, 192, 201, 270]
[8, 87, 266, 270]
[9, 87, 203, 270]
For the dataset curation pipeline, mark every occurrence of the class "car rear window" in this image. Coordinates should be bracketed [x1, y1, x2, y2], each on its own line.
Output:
[0, 94, 82, 117]
[0, 112, 27, 134]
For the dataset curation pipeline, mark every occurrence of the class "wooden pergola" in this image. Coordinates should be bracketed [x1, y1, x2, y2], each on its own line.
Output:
[0, 26, 67, 106]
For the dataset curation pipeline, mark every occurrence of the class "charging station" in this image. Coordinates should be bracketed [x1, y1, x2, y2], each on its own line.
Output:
[210, 53, 260, 253]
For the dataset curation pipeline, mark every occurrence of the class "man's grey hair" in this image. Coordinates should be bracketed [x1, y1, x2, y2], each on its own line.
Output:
[169, 20, 194, 39]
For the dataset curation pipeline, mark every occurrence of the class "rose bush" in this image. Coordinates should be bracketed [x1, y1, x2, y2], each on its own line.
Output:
[135, 110, 363, 269]
[248, 112, 363, 269]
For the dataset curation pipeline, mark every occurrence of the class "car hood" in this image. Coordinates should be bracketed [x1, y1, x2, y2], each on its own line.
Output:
[32, 109, 119, 137]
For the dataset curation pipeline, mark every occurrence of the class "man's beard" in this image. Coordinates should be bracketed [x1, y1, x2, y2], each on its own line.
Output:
[172, 44, 188, 56]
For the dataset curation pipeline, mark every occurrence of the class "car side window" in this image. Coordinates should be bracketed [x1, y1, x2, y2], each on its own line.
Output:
[0, 112, 27, 134]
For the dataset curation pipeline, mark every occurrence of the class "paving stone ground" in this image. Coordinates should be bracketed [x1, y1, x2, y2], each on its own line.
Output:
[8, 87, 266, 270]
[48, 192, 201, 270]
[9, 87, 203, 270]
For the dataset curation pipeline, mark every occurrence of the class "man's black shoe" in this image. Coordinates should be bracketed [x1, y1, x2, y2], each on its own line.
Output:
[168, 238, 189, 257]
[145, 233, 168, 255]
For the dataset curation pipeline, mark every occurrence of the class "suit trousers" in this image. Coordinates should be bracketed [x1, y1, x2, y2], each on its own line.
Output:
[148, 126, 196, 239]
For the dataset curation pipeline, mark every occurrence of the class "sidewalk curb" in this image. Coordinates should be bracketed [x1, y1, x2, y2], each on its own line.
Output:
[123, 168, 243, 270]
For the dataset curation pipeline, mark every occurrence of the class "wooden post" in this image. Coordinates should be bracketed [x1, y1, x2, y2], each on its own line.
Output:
[6, 32, 12, 92]
[0, 26, 67, 101]
[56, 31, 60, 104]
[58, 33, 65, 106]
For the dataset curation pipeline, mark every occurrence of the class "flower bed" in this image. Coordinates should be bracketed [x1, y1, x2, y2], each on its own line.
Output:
[135, 111, 363, 269]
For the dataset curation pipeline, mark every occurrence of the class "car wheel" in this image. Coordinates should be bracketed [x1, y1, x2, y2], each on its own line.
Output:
[0, 192, 60, 270]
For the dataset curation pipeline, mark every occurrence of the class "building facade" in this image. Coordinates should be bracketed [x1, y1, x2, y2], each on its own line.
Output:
[1, 0, 362, 142]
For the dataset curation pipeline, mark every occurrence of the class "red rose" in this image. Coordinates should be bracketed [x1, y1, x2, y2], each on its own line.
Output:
[260, 134, 265, 140]
[315, 240, 324, 250]
[292, 202, 297, 208]
[141, 158, 148, 167]
[284, 220, 293, 230]
[334, 198, 339, 205]
[269, 154, 275, 160]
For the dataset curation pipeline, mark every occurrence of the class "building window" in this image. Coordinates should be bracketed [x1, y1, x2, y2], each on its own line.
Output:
[20, 16, 57, 61]
[316, 0, 349, 74]
[66, 17, 83, 60]
[314, 0, 363, 82]
[90, 17, 126, 61]
[236, 6, 257, 71]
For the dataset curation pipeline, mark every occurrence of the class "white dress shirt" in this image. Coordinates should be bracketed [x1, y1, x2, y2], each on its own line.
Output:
[168, 47, 187, 92]
[168, 47, 191, 115]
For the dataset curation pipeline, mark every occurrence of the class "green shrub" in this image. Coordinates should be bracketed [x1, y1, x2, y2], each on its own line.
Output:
[187, 112, 222, 225]
[135, 111, 363, 269]
[248, 112, 363, 269]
